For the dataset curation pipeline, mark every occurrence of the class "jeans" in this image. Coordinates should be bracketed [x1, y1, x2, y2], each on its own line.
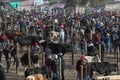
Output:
[6, 59, 11, 73]
[81, 48, 85, 55]
[2, 41, 7, 49]
[72, 43, 78, 54]
[77, 72, 91, 80]
[106, 44, 111, 54]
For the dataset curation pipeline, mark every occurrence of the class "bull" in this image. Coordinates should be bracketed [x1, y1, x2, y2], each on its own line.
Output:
[90, 62, 117, 77]
[14, 35, 42, 46]
[24, 66, 48, 78]
[40, 40, 70, 55]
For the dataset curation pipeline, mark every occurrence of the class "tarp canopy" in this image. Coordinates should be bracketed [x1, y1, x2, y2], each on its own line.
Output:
[9, 1, 21, 10]
[104, 3, 120, 11]
[52, 3, 75, 9]
[56, 3, 65, 8]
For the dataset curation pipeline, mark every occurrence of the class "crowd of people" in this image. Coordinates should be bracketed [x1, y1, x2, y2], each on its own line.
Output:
[0, 7, 119, 80]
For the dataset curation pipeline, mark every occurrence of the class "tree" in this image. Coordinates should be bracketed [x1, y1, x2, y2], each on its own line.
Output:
[89, 0, 106, 7]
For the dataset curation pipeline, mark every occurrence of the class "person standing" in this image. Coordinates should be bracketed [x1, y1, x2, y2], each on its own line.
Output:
[31, 42, 41, 53]
[58, 53, 66, 80]
[79, 37, 86, 55]
[104, 33, 111, 55]
[51, 55, 59, 79]
[72, 33, 79, 54]
[0, 63, 6, 80]
[60, 28, 65, 44]
[0, 32, 8, 49]
[45, 45, 52, 56]
[3, 45, 11, 73]
[76, 55, 91, 80]
[45, 55, 52, 78]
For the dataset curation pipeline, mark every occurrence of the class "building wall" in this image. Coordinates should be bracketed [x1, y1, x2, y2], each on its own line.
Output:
[21, 0, 34, 10]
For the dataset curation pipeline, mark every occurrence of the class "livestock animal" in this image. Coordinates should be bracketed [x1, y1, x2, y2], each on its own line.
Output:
[90, 62, 117, 77]
[20, 52, 40, 68]
[40, 40, 70, 55]
[25, 66, 48, 78]
[50, 31, 60, 42]
[14, 35, 42, 46]
[25, 74, 48, 80]
[5, 30, 24, 40]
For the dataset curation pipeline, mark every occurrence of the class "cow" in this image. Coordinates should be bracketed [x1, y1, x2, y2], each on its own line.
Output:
[90, 62, 117, 77]
[14, 35, 42, 46]
[50, 31, 60, 42]
[5, 30, 24, 43]
[20, 52, 40, 69]
[24, 66, 48, 78]
[40, 40, 70, 55]
[25, 74, 49, 80]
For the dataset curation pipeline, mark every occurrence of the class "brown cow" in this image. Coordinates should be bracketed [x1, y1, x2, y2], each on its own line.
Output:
[25, 74, 49, 80]
[5, 30, 24, 40]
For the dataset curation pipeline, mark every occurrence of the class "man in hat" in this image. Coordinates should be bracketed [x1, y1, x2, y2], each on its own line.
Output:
[58, 53, 66, 80]
[76, 55, 91, 80]
[31, 42, 41, 53]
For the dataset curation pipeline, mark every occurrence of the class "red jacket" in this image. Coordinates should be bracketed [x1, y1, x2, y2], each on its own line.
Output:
[1, 35, 8, 41]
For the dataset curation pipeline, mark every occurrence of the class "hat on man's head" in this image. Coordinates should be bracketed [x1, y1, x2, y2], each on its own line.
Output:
[34, 42, 38, 46]
[59, 53, 63, 56]
[53, 54, 58, 59]
[80, 55, 85, 60]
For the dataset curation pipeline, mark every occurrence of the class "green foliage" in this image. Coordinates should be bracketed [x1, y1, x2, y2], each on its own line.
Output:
[65, 0, 106, 6]
[89, 0, 106, 7]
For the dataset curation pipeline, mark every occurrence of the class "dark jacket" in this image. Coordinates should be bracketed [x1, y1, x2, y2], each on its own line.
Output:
[76, 59, 91, 78]
[0, 66, 6, 80]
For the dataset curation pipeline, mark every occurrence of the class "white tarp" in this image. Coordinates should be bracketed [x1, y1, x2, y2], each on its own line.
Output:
[34, 0, 43, 6]
[104, 3, 120, 11]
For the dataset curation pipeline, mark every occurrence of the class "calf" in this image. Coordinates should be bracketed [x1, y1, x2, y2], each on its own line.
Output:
[25, 74, 48, 80]
[90, 62, 117, 76]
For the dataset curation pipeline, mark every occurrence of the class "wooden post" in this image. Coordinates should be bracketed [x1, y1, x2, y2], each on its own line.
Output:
[59, 57, 62, 80]
[98, 43, 101, 61]
[53, 19, 55, 31]
[71, 26, 74, 65]
[27, 46, 31, 68]
[90, 30, 92, 41]
[80, 65, 83, 80]
[85, 41, 87, 55]
[71, 40, 74, 65]
[16, 43, 19, 74]
[42, 29, 43, 40]
[42, 52, 45, 66]
[117, 46, 119, 75]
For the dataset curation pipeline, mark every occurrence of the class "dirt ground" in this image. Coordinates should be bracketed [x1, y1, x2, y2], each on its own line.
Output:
[2, 50, 120, 80]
